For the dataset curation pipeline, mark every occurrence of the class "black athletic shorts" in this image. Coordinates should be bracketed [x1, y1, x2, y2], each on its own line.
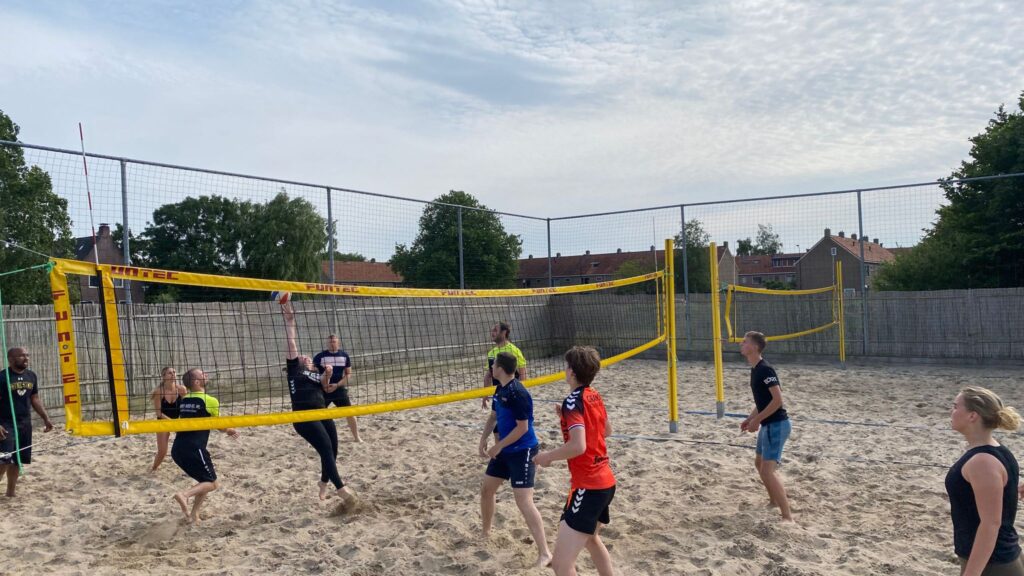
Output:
[0, 421, 31, 465]
[171, 444, 217, 483]
[325, 386, 351, 408]
[561, 485, 616, 535]
[485, 446, 538, 488]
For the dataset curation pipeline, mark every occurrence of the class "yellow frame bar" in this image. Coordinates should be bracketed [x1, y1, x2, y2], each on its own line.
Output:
[49, 262, 83, 433]
[836, 261, 846, 365]
[709, 243, 725, 418]
[50, 259, 659, 299]
[730, 284, 835, 296]
[99, 270, 131, 434]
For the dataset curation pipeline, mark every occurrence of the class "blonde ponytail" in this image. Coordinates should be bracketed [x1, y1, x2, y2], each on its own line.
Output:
[961, 386, 1020, 431]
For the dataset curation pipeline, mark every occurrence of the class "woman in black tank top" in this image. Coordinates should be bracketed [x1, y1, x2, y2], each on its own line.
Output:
[946, 386, 1024, 576]
[150, 367, 187, 472]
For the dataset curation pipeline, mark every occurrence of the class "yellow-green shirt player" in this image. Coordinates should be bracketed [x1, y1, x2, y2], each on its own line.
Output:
[482, 321, 528, 409]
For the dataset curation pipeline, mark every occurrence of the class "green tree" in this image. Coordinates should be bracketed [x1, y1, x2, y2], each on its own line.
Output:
[140, 195, 252, 274]
[112, 223, 148, 265]
[613, 259, 659, 294]
[673, 219, 711, 293]
[753, 224, 782, 255]
[736, 238, 754, 256]
[874, 92, 1024, 290]
[0, 110, 75, 304]
[323, 251, 366, 262]
[763, 279, 795, 290]
[241, 191, 328, 282]
[390, 191, 521, 288]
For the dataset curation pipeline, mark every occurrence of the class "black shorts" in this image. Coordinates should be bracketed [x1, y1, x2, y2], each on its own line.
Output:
[0, 421, 31, 465]
[325, 386, 351, 408]
[171, 444, 217, 483]
[485, 446, 538, 488]
[561, 485, 616, 535]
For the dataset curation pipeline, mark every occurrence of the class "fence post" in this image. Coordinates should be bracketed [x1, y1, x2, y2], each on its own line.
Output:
[546, 219, 553, 288]
[326, 187, 337, 333]
[857, 190, 868, 355]
[119, 159, 134, 392]
[679, 205, 690, 348]
[458, 206, 465, 289]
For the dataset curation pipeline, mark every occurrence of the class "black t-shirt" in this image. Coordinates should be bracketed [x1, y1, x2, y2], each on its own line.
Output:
[287, 357, 326, 411]
[173, 392, 220, 450]
[0, 368, 38, 425]
[313, 350, 352, 385]
[946, 445, 1021, 563]
[750, 359, 787, 424]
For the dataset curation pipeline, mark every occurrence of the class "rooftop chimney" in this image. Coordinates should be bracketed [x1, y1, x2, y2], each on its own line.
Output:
[824, 228, 831, 237]
[723, 241, 729, 249]
[527, 254, 533, 259]
[851, 233, 857, 240]
[556, 252, 561, 257]
[616, 248, 622, 253]
[873, 238, 879, 244]
[98, 223, 111, 237]
[370, 258, 376, 263]
[585, 250, 590, 255]
[838, 231, 845, 238]
[650, 245, 655, 251]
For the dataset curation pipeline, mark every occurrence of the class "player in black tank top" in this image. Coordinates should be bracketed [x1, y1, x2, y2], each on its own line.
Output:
[150, 367, 188, 472]
[947, 387, 1024, 576]
[280, 302, 359, 513]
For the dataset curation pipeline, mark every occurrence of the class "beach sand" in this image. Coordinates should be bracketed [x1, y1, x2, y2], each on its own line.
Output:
[2, 358, 1022, 575]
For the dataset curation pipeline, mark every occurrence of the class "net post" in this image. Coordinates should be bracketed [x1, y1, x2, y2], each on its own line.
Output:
[837, 261, 847, 368]
[97, 269, 128, 436]
[664, 239, 678, 433]
[679, 205, 690, 348]
[709, 243, 725, 418]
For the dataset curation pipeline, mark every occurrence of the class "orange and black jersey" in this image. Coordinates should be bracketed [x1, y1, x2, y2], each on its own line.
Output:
[559, 385, 615, 490]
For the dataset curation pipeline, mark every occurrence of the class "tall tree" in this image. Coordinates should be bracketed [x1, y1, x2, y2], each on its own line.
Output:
[112, 223, 148, 265]
[875, 92, 1024, 290]
[0, 110, 75, 304]
[673, 219, 711, 293]
[140, 195, 253, 274]
[323, 251, 367, 262]
[736, 238, 754, 256]
[241, 191, 328, 282]
[390, 191, 521, 289]
[753, 223, 782, 255]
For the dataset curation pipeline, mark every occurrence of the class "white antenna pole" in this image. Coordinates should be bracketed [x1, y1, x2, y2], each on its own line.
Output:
[78, 123, 101, 266]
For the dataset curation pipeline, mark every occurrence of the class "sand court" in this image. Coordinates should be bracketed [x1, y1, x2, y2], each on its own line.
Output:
[2, 358, 1022, 575]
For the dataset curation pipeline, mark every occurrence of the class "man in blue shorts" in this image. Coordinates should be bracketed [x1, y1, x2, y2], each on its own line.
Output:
[478, 351, 551, 568]
[314, 334, 361, 443]
[739, 331, 793, 522]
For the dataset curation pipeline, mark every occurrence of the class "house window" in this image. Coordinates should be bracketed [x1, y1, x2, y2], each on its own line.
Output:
[582, 277, 590, 284]
[114, 278, 125, 288]
[88, 277, 126, 288]
[753, 276, 762, 283]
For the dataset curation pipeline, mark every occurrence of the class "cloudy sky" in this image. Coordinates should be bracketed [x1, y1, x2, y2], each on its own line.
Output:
[2, 0, 1022, 255]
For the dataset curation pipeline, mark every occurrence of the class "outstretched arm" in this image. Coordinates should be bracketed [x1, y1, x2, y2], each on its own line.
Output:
[282, 302, 299, 360]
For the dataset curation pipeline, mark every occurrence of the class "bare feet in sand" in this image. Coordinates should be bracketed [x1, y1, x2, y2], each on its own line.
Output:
[319, 482, 330, 501]
[534, 553, 553, 569]
[329, 487, 359, 516]
[173, 493, 190, 522]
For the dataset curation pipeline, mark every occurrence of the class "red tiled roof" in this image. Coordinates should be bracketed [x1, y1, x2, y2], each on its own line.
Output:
[830, 236, 895, 264]
[321, 261, 403, 283]
[735, 253, 800, 277]
[517, 249, 667, 279]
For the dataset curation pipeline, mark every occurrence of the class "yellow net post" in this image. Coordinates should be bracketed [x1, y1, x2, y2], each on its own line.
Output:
[836, 260, 846, 367]
[664, 239, 678, 433]
[709, 243, 725, 418]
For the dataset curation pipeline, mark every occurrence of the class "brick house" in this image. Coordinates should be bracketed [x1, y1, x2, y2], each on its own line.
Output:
[736, 252, 801, 288]
[795, 228, 895, 293]
[73, 223, 145, 304]
[320, 260, 404, 287]
[516, 243, 736, 288]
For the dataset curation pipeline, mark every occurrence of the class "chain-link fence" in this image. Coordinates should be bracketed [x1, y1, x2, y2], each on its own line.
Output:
[3, 139, 1023, 366]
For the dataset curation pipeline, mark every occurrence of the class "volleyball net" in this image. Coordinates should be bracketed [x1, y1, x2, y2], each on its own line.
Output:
[49, 243, 678, 437]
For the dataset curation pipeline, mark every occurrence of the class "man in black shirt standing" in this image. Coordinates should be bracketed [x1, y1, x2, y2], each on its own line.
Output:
[738, 331, 793, 522]
[0, 347, 55, 497]
[314, 335, 361, 443]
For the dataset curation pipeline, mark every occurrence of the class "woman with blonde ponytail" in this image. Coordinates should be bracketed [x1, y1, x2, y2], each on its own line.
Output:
[947, 386, 1024, 576]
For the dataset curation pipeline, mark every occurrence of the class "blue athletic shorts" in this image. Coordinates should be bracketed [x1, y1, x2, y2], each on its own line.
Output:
[756, 419, 791, 463]
[485, 446, 538, 488]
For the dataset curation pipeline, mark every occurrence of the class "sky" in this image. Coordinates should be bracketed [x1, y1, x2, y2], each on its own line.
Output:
[2, 0, 1023, 258]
